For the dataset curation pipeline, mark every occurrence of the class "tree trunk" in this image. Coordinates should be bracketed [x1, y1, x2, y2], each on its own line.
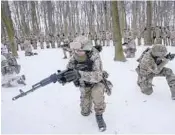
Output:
[1, 1, 18, 56]
[111, 1, 126, 62]
[145, 1, 152, 45]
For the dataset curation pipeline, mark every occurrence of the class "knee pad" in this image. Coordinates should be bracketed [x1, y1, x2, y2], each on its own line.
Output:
[141, 88, 153, 95]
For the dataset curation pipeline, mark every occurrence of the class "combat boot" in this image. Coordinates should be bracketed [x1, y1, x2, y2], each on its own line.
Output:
[95, 114, 106, 132]
[81, 108, 91, 116]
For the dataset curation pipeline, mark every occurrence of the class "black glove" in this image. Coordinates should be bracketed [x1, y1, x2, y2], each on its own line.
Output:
[64, 69, 81, 82]
[165, 53, 175, 61]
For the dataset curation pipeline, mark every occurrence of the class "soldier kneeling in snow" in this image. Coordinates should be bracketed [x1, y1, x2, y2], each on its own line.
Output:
[1, 47, 26, 87]
[123, 36, 137, 58]
[23, 37, 38, 56]
[136, 44, 175, 100]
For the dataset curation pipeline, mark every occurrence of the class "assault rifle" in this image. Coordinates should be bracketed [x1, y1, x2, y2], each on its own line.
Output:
[156, 52, 175, 65]
[12, 65, 86, 101]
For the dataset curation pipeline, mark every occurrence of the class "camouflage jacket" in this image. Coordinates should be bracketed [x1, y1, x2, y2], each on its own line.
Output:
[23, 40, 32, 52]
[138, 50, 168, 75]
[66, 48, 103, 84]
[126, 39, 136, 49]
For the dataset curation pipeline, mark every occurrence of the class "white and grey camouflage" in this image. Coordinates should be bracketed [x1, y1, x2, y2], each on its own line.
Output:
[136, 44, 175, 100]
[67, 38, 106, 115]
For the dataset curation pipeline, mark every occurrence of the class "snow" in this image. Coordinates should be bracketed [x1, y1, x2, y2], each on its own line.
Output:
[1, 43, 175, 134]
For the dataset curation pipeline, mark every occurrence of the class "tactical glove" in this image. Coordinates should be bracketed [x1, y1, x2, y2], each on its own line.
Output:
[64, 69, 81, 82]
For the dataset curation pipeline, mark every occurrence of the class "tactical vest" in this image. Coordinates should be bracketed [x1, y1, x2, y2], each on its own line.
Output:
[73, 52, 94, 87]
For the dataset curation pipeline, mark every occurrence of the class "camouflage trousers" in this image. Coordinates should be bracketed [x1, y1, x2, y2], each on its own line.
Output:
[136, 67, 175, 98]
[80, 83, 106, 115]
[124, 48, 136, 58]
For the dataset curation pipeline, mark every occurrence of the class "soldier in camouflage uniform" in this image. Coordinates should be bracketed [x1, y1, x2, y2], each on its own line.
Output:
[39, 34, 44, 49]
[49, 33, 55, 48]
[24, 37, 37, 56]
[61, 38, 71, 59]
[45, 34, 51, 48]
[155, 26, 162, 44]
[1, 45, 26, 87]
[151, 27, 156, 44]
[136, 44, 175, 100]
[30, 34, 38, 49]
[123, 36, 137, 58]
[64, 35, 112, 131]
[123, 29, 129, 44]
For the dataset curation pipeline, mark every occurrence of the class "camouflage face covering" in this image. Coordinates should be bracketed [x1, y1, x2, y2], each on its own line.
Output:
[74, 51, 87, 62]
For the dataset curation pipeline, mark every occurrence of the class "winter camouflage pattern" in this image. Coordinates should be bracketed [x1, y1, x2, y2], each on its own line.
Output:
[136, 45, 175, 99]
[1, 54, 25, 87]
[24, 39, 33, 56]
[123, 29, 130, 43]
[124, 37, 136, 58]
[62, 38, 71, 59]
[67, 47, 106, 114]
[30, 34, 37, 49]
[155, 27, 162, 44]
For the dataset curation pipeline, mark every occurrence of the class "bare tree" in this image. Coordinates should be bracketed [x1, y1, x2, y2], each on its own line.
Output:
[1, 1, 18, 56]
[111, 1, 126, 62]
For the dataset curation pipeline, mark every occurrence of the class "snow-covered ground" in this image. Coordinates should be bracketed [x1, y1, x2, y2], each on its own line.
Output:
[1, 43, 175, 134]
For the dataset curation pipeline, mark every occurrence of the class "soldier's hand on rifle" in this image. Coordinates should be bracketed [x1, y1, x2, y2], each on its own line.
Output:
[165, 53, 175, 61]
[64, 69, 81, 82]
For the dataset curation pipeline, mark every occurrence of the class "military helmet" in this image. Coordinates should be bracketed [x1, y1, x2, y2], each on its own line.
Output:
[70, 36, 93, 51]
[151, 44, 167, 57]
